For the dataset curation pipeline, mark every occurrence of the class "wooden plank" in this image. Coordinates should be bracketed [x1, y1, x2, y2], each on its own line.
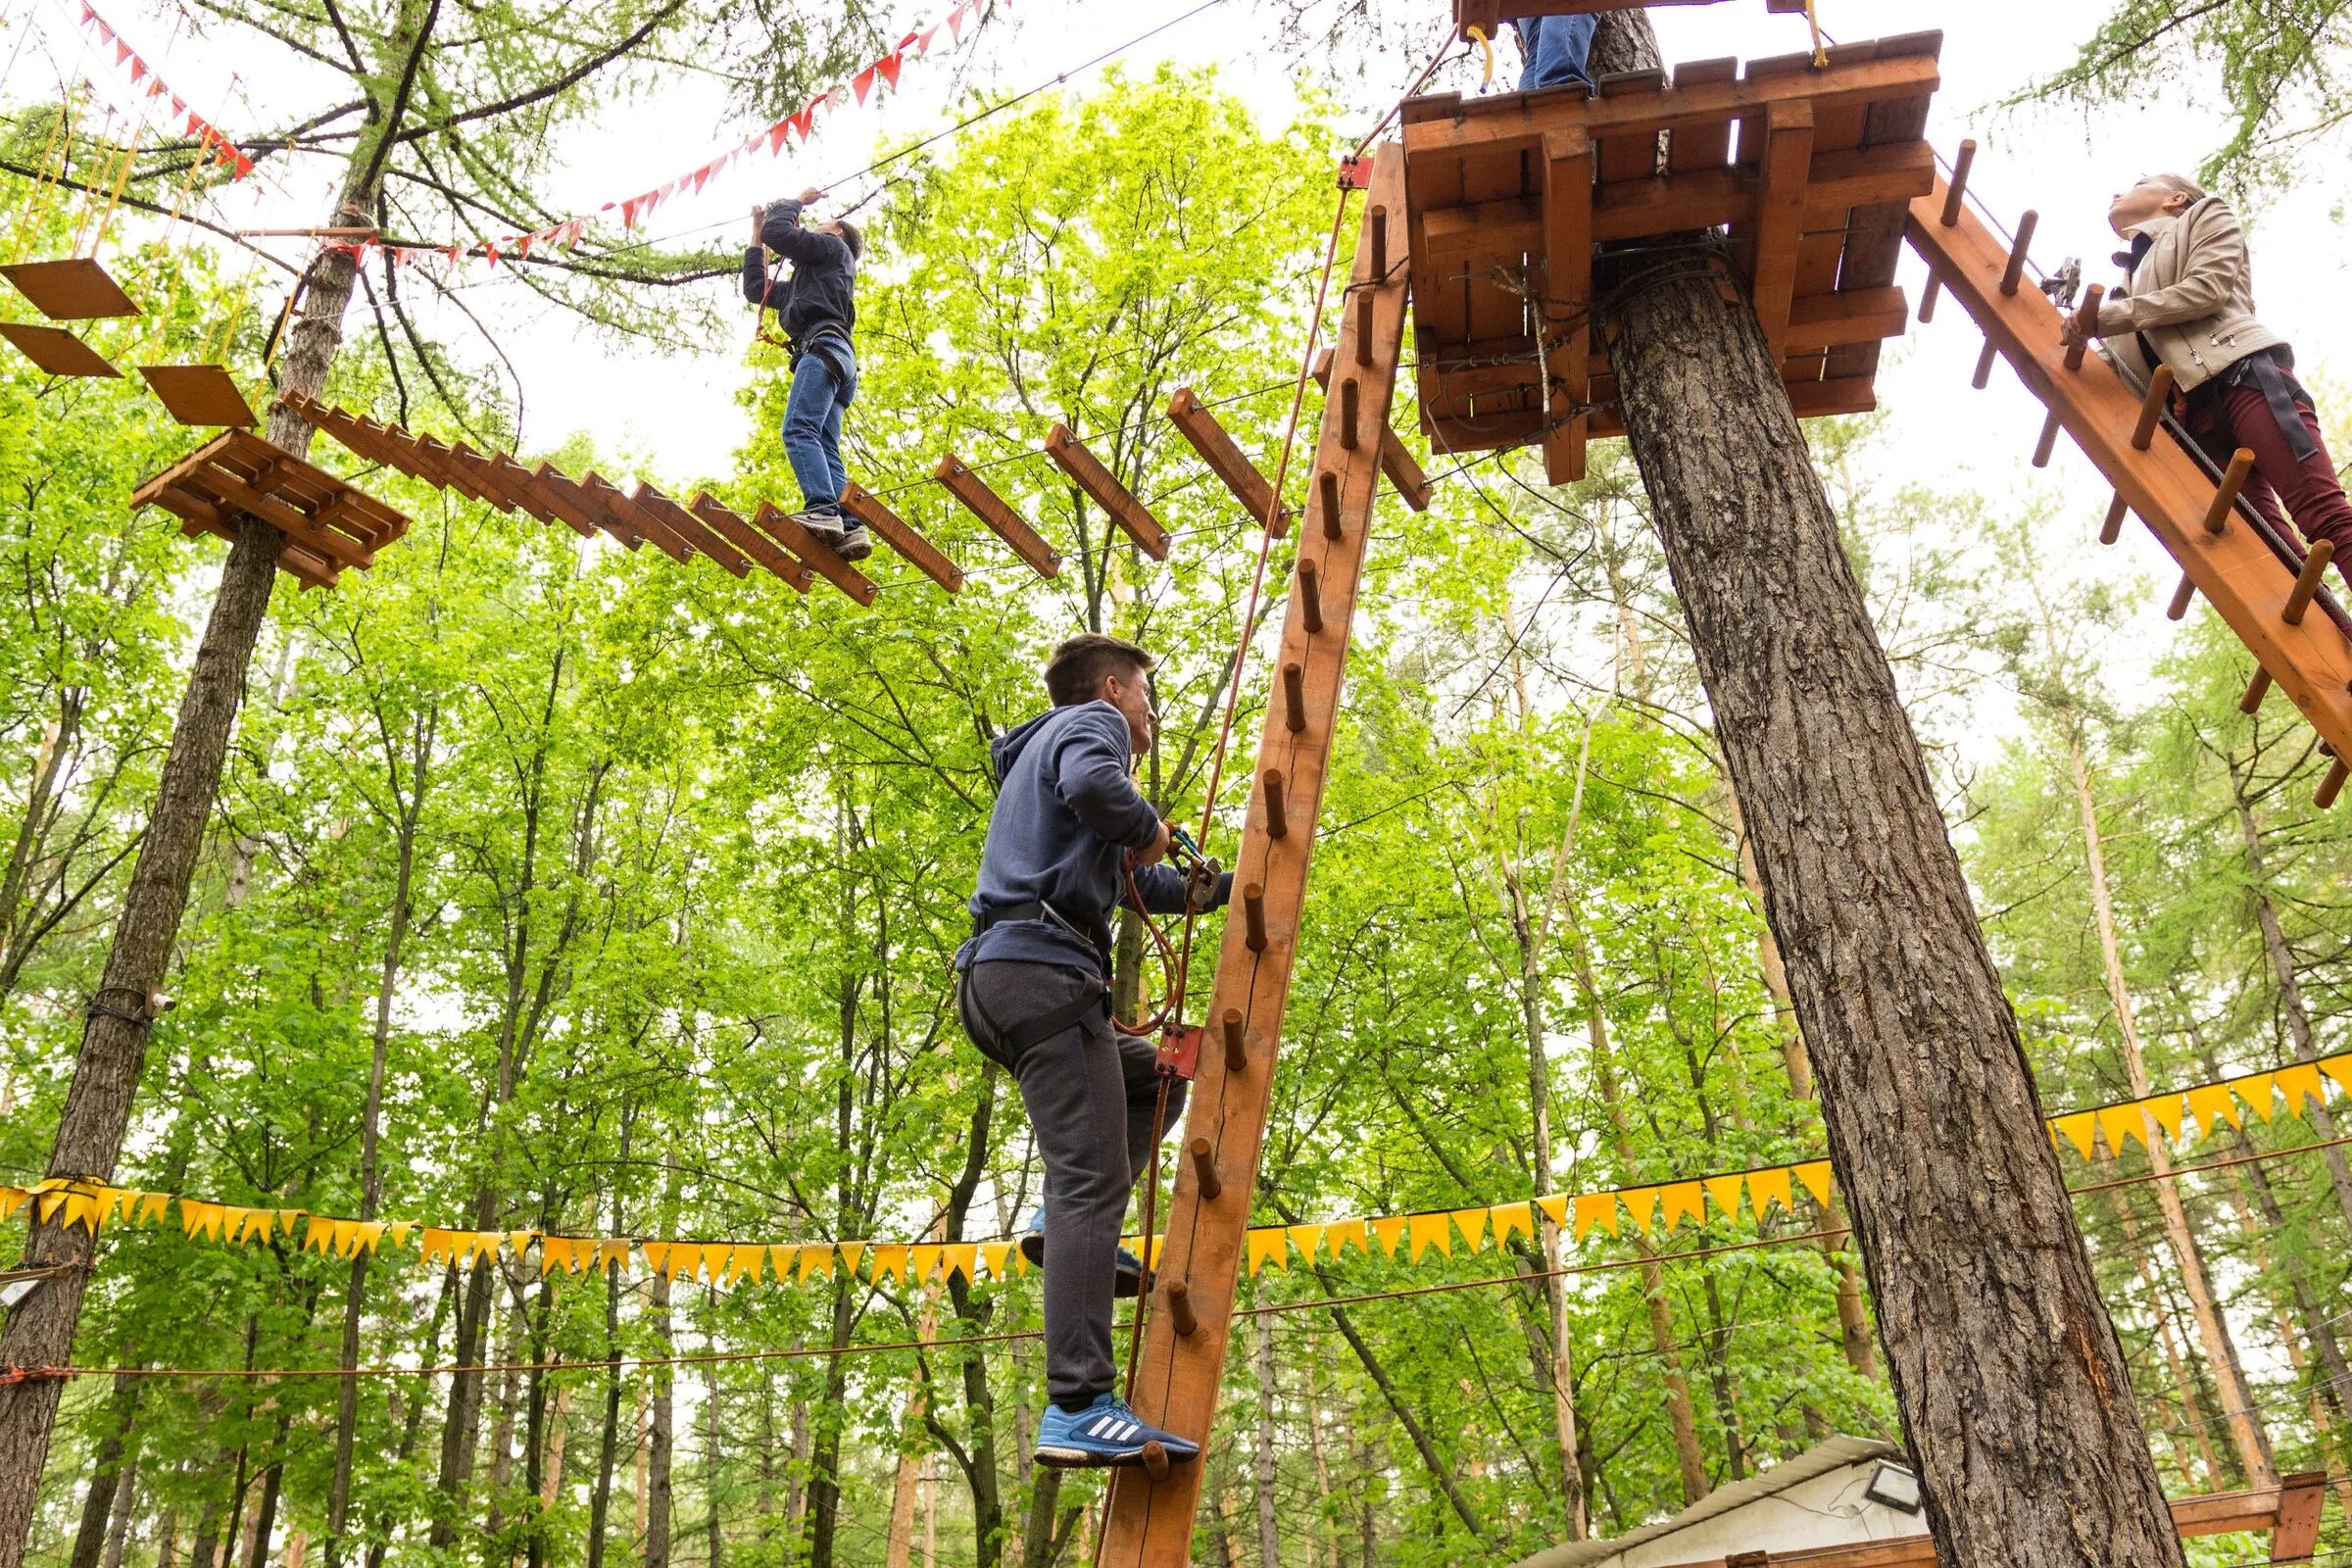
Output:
[840, 482, 964, 593]
[583, 472, 688, 562]
[530, 465, 619, 543]
[1097, 140, 1410, 1568]
[1907, 175, 2352, 760]
[1747, 99, 1815, 356]
[1167, 388, 1289, 534]
[450, 441, 550, 520]
[1664, 58, 1738, 172]
[138, 365, 257, 427]
[934, 454, 1061, 578]
[1, 258, 139, 319]
[2268, 1472, 2326, 1561]
[0, 322, 120, 378]
[690, 494, 810, 592]
[1541, 124, 1593, 483]
[1045, 424, 1171, 559]
[751, 501, 879, 604]
[1787, 286, 1909, 352]
[630, 482, 753, 577]
[1827, 35, 1942, 381]
[183, 466, 375, 570]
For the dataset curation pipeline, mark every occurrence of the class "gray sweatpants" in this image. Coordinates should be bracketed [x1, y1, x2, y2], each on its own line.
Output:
[957, 959, 1186, 1405]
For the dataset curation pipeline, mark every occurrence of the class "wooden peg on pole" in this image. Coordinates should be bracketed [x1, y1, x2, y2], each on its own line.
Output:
[1283, 662, 1307, 733]
[1298, 559, 1323, 633]
[1972, 339, 1998, 390]
[1261, 767, 1288, 841]
[2100, 495, 2128, 545]
[1999, 211, 2037, 297]
[2200, 449, 2254, 536]
[2283, 540, 2334, 626]
[1165, 1282, 1198, 1337]
[2319, 759, 2350, 809]
[1939, 138, 1976, 226]
[2241, 667, 2273, 713]
[1221, 1007, 1246, 1073]
[1319, 472, 1343, 541]
[2130, 365, 2177, 450]
[1243, 883, 1267, 953]
[1188, 1139, 1223, 1201]
[2168, 574, 2196, 621]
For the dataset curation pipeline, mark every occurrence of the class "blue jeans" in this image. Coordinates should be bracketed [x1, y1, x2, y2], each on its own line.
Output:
[782, 341, 856, 514]
[1515, 15, 1595, 92]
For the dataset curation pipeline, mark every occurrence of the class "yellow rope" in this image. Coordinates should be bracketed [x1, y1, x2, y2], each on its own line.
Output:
[1466, 24, 1494, 87]
[1803, 0, 1828, 67]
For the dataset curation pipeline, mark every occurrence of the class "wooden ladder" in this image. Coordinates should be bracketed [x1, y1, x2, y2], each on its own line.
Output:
[1094, 141, 1410, 1567]
[1905, 172, 2352, 800]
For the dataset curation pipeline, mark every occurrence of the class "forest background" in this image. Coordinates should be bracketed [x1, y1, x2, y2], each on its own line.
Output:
[6, 0, 2352, 1565]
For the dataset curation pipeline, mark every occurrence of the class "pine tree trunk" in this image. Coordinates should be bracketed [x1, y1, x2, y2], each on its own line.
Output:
[647, 1274, 674, 1568]
[702, 1365, 723, 1568]
[885, 1270, 944, 1568]
[2106, 1192, 2223, 1486]
[1254, 1313, 1280, 1568]
[97, 1451, 137, 1568]
[586, 1116, 632, 1568]
[68, 1377, 141, 1568]
[1587, 15, 2186, 1564]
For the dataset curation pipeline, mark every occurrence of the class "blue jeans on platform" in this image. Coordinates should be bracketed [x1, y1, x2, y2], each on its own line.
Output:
[1515, 15, 1596, 92]
[782, 341, 857, 515]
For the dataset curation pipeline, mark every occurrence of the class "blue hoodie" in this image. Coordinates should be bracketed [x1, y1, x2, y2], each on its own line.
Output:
[957, 701, 1211, 977]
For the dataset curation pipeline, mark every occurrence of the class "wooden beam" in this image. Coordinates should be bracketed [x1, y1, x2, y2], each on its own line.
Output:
[531, 466, 625, 545]
[1541, 124, 1594, 483]
[1745, 98, 1815, 357]
[691, 494, 811, 593]
[840, 482, 964, 593]
[2268, 1472, 2326, 1562]
[934, 453, 1061, 578]
[1167, 387, 1289, 535]
[1044, 424, 1172, 558]
[583, 472, 691, 563]
[1786, 287, 1909, 352]
[639, 486, 781, 585]
[752, 502, 878, 604]
[1906, 174, 2352, 761]
[1096, 139, 1410, 1568]
[630, 482, 753, 577]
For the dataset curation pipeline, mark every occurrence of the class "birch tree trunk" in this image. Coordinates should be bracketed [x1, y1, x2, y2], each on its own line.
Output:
[1586, 14, 2189, 1563]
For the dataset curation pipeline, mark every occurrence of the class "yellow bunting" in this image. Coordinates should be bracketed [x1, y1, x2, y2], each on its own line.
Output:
[980, 1241, 1013, 1280]
[2234, 1071, 2278, 1121]
[2143, 1094, 2187, 1143]
[389, 1221, 416, 1250]
[96, 1188, 128, 1226]
[1448, 1208, 1489, 1252]
[2051, 1112, 2098, 1160]
[1659, 1182, 1706, 1231]
[1326, 1218, 1370, 1255]
[508, 1230, 537, 1259]
[354, 1222, 385, 1256]
[304, 1217, 334, 1254]
[1793, 1162, 1835, 1206]
[277, 1208, 306, 1235]
[731, 1245, 766, 1284]
[770, 1245, 801, 1280]
[1246, 1228, 1288, 1275]
[2323, 1057, 2352, 1100]
[540, 1238, 574, 1277]
[60, 1192, 99, 1233]
[1370, 1216, 1408, 1257]
[1619, 1188, 1660, 1235]
[182, 1200, 224, 1241]
[666, 1244, 703, 1282]
[596, 1239, 630, 1274]
[641, 1241, 672, 1275]
[137, 1192, 170, 1225]
[1492, 1202, 1533, 1245]
[799, 1247, 834, 1282]
[1288, 1224, 1326, 1263]
[909, 1245, 943, 1282]
[868, 1245, 905, 1282]
[1703, 1173, 1744, 1219]
[2096, 1103, 2145, 1156]
[1748, 1167, 1792, 1218]
[1411, 1213, 1451, 1261]
[0, 1187, 26, 1224]
[2277, 1062, 2326, 1114]
[838, 1242, 867, 1276]
[944, 1244, 979, 1282]
[1572, 1192, 1616, 1240]
[2183, 1085, 2238, 1136]
[230, 1207, 266, 1243]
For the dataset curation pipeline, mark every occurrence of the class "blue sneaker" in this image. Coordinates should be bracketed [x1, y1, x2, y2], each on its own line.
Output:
[1034, 1394, 1200, 1469]
[1018, 1210, 1148, 1298]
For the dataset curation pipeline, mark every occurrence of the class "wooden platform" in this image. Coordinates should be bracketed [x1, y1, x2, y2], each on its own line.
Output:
[1399, 33, 1940, 480]
[131, 429, 410, 591]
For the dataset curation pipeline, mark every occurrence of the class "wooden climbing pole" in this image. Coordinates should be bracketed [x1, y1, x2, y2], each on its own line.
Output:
[1096, 141, 1409, 1565]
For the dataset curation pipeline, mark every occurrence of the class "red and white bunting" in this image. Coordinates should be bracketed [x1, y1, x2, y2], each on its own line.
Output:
[77, 2, 253, 179]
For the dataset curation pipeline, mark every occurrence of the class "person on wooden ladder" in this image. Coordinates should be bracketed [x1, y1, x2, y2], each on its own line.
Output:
[956, 634, 1230, 1469]
[2065, 172, 2352, 588]
[746, 189, 872, 561]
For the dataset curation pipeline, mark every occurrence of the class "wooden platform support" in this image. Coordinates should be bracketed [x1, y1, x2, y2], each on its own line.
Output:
[1906, 173, 2352, 767]
[1167, 387, 1291, 534]
[1096, 142, 1410, 1568]
[1045, 425, 1172, 558]
[935, 453, 1061, 578]
[132, 428, 409, 591]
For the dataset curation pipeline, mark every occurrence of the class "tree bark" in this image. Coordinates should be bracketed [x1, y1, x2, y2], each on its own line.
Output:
[68, 1377, 141, 1568]
[585, 1111, 632, 1568]
[1587, 15, 2186, 1565]
[646, 1273, 674, 1568]
[2105, 1191, 2223, 1487]
[1254, 1312, 1280, 1568]
[97, 1449, 137, 1568]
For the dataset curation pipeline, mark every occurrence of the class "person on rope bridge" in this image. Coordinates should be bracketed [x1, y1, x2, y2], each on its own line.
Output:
[956, 633, 1231, 1470]
[1514, 13, 1596, 93]
[2065, 172, 2352, 588]
[746, 189, 872, 561]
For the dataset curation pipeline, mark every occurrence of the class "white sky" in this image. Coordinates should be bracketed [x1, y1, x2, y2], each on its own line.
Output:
[7, 0, 2347, 750]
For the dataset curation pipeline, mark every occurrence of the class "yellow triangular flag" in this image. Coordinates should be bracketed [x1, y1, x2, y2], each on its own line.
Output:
[867, 1245, 904, 1282]
[501, 1230, 531, 1260]
[1703, 1174, 1744, 1220]
[1793, 1162, 1835, 1206]
[2182, 1084, 2237, 1135]
[838, 1242, 867, 1276]
[1288, 1225, 1326, 1264]
[231, 1207, 265, 1243]
[137, 1192, 170, 1225]
[2096, 1103, 2144, 1156]
[1749, 1167, 1792, 1218]
[597, 1239, 630, 1274]
[1571, 1193, 1616, 1240]
[2143, 1094, 2187, 1144]
[980, 1241, 1013, 1279]
[666, 1244, 703, 1282]
[641, 1240, 672, 1275]
[799, 1247, 835, 1282]
[61, 1192, 99, 1233]
[388, 1221, 416, 1250]
[2277, 1062, 2326, 1116]
[541, 1238, 573, 1277]
[0, 1187, 26, 1225]
[1411, 1213, 1451, 1261]
[354, 1222, 385, 1255]
[2320, 1055, 2352, 1099]
[2051, 1112, 2098, 1160]
[1659, 1182, 1706, 1231]
[1492, 1202, 1533, 1245]
[731, 1244, 766, 1284]
[769, 1245, 801, 1281]
[1448, 1208, 1489, 1252]
[909, 1245, 943, 1282]
[1246, 1228, 1288, 1275]
[943, 1244, 979, 1282]
[181, 1200, 222, 1241]
[1533, 1194, 1568, 1228]
[95, 1188, 128, 1226]
[1370, 1216, 1408, 1257]
[2234, 1071, 2278, 1122]
[1618, 1188, 1660, 1235]
[277, 1208, 306, 1235]
[304, 1216, 334, 1253]
[1325, 1218, 1370, 1255]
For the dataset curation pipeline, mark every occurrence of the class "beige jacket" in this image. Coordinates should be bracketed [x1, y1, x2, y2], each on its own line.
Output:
[2096, 196, 2284, 393]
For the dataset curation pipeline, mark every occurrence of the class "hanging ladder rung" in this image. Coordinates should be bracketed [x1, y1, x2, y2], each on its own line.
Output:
[2201, 450, 2255, 536]
[2241, 667, 2273, 713]
[2283, 540, 2335, 625]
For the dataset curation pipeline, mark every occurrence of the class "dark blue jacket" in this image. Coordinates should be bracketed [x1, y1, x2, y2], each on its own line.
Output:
[956, 702, 1221, 977]
[743, 198, 858, 353]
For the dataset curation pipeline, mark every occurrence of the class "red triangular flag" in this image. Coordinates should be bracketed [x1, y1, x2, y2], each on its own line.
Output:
[127, 57, 146, 83]
[948, 4, 966, 43]
[621, 195, 646, 228]
[767, 120, 791, 154]
[78, 2, 95, 25]
[916, 25, 938, 55]
[877, 51, 905, 89]
[114, 39, 132, 65]
[787, 108, 813, 141]
[853, 66, 876, 104]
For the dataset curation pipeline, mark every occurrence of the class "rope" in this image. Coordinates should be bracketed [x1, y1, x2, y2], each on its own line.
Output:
[1466, 24, 1494, 88]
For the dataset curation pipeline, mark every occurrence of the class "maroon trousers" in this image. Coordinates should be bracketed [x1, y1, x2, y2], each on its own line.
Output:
[2182, 382, 2352, 574]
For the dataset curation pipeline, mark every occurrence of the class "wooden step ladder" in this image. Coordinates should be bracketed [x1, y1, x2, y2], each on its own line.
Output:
[1094, 141, 1410, 1567]
[1905, 171, 2352, 800]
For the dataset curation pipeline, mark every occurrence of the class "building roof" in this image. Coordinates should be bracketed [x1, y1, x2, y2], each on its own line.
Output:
[1512, 1436, 1908, 1568]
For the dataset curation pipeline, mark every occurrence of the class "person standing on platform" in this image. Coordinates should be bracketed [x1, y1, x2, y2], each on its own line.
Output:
[1514, 13, 1596, 93]
[955, 634, 1229, 1469]
[746, 189, 872, 561]
[2065, 172, 2352, 587]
